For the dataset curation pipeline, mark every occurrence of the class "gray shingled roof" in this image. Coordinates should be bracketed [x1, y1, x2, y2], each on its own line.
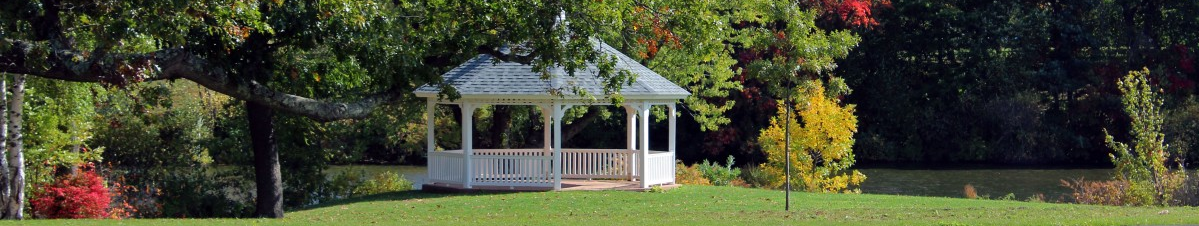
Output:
[414, 41, 691, 100]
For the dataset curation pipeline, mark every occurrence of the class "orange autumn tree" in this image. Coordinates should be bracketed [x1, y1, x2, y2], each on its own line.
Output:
[757, 81, 864, 193]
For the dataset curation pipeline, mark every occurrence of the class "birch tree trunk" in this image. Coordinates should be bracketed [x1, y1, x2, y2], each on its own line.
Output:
[4, 74, 24, 219]
[0, 73, 8, 218]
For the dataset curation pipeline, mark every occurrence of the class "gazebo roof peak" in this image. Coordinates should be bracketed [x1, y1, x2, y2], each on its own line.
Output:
[414, 40, 690, 101]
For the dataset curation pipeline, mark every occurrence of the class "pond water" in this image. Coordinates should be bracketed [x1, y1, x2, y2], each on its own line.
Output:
[329, 165, 1115, 200]
[857, 168, 1113, 200]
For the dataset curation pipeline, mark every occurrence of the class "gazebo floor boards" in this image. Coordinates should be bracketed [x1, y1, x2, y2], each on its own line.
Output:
[421, 180, 681, 193]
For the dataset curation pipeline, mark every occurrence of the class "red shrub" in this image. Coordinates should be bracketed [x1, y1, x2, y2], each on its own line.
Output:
[31, 165, 112, 219]
[102, 164, 141, 219]
[1061, 178, 1133, 206]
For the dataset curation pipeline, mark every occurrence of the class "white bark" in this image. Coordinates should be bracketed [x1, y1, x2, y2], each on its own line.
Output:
[0, 73, 7, 218]
[5, 74, 24, 219]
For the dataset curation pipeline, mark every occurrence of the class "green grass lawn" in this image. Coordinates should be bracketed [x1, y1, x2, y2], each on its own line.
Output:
[7, 185, 1198, 225]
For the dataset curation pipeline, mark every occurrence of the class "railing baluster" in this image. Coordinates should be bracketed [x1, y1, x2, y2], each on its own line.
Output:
[440, 149, 669, 186]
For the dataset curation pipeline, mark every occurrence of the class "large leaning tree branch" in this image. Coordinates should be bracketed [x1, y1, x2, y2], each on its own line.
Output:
[0, 38, 398, 122]
[476, 45, 538, 64]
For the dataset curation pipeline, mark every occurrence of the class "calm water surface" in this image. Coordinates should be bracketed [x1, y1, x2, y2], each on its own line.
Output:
[857, 168, 1113, 200]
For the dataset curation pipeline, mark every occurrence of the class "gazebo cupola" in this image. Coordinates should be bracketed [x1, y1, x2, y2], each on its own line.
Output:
[415, 40, 690, 191]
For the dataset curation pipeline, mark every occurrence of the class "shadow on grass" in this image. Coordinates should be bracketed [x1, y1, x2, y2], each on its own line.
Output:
[293, 189, 535, 211]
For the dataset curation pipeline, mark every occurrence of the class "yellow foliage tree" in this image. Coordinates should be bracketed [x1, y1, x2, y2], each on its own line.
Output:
[757, 82, 865, 193]
[1105, 68, 1185, 206]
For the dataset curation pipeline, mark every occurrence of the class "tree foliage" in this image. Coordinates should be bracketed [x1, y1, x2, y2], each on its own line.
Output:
[1105, 68, 1185, 206]
[29, 164, 110, 219]
[757, 81, 864, 193]
[674, 0, 872, 163]
[840, 0, 1199, 165]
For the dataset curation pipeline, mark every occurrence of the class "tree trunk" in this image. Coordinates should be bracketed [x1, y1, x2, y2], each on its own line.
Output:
[0, 73, 8, 218]
[247, 102, 283, 218]
[486, 106, 512, 148]
[560, 106, 603, 143]
[4, 74, 24, 219]
[1121, 2, 1141, 68]
[523, 107, 544, 148]
[525, 106, 603, 148]
[1141, 0, 1161, 64]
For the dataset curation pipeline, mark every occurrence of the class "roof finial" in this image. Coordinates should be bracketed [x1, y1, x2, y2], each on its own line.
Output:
[555, 9, 569, 37]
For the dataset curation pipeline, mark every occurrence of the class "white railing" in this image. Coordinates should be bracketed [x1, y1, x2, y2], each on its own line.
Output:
[472, 154, 554, 187]
[475, 149, 548, 156]
[643, 152, 675, 186]
[428, 149, 673, 187]
[562, 149, 634, 179]
[428, 151, 465, 184]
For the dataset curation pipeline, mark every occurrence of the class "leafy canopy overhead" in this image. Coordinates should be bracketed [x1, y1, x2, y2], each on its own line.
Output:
[0, 0, 652, 120]
[2, 0, 865, 134]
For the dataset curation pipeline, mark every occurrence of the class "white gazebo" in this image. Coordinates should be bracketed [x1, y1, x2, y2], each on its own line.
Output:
[416, 41, 690, 191]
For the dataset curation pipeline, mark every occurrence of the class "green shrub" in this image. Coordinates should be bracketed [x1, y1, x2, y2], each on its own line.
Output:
[324, 169, 367, 201]
[1105, 68, 1186, 205]
[696, 156, 741, 186]
[156, 167, 253, 218]
[741, 165, 777, 189]
[998, 193, 1016, 201]
[352, 171, 413, 196]
[675, 161, 711, 185]
[1025, 194, 1046, 203]
[647, 185, 666, 193]
[1171, 173, 1199, 206]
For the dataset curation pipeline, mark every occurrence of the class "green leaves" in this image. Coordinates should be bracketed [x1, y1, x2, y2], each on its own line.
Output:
[1105, 68, 1183, 206]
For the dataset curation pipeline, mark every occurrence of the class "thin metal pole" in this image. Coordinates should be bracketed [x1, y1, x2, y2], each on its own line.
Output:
[784, 99, 791, 211]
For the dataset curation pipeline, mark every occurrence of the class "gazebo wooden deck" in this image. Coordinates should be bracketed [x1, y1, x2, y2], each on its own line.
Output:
[415, 40, 690, 191]
[423, 179, 682, 193]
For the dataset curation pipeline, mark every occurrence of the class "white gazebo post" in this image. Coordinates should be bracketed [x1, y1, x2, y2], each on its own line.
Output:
[624, 105, 637, 180]
[668, 103, 677, 182]
[668, 103, 676, 153]
[425, 99, 436, 180]
[541, 105, 552, 155]
[461, 103, 477, 188]
[638, 102, 651, 188]
[552, 103, 566, 190]
[540, 104, 552, 182]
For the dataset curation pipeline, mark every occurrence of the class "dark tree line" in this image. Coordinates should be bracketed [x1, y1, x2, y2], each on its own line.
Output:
[836, 0, 1199, 165]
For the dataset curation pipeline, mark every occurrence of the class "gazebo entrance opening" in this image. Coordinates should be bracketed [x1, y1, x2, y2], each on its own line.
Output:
[423, 100, 677, 191]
